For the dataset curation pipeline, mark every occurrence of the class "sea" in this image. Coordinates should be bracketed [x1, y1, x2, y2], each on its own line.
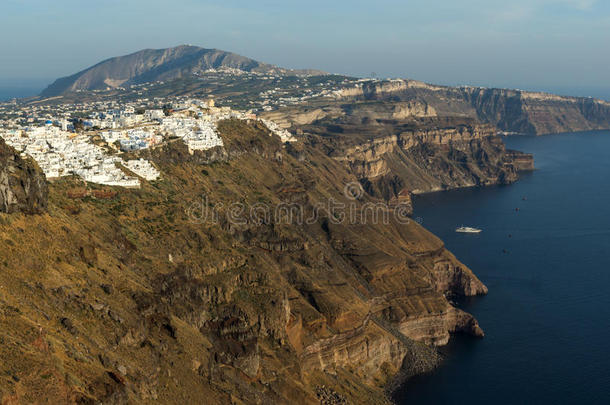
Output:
[0, 80, 50, 101]
[394, 131, 610, 404]
[0, 88, 39, 101]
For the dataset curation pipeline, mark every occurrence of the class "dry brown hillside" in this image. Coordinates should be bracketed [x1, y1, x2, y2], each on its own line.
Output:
[0, 119, 493, 404]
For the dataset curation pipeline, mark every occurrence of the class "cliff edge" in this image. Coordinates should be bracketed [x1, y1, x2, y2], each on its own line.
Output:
[335, 79, 610, 135]
[0, 138, 48, 214]
[0, 120, 485, 404]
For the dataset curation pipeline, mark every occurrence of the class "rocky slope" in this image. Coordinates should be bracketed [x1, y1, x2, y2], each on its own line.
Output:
[336, 79, 610, 135]
[41, 45, 326, 97]
[0, 119, 488, 404]
[462, 87, 610, 135]
[264, 101, 534, 204]
[7, 46, 605, 405]
[0, 138, 48, 214]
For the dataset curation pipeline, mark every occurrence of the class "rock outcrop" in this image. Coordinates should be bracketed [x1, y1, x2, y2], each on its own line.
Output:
[335, 79, 610, 135]
[0, 138, 47, 214]
[298, 115, 533, 198]
[0, 119, 487, 404]
[462, 87, 610, 135]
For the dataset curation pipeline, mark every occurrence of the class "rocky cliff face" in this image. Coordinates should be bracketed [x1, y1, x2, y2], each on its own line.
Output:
[0, 119, 488, 404]
[461, 87, 610, 135]
[335, 79, 610, 135]
[0, 139, 47, 214]
[298, 114, 533, 200]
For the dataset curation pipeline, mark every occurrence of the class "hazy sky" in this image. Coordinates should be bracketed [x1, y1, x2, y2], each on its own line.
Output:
[2, 0, 609, 94]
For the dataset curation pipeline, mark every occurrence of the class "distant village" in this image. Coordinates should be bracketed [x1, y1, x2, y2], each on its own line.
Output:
[0, 96, 295, 188]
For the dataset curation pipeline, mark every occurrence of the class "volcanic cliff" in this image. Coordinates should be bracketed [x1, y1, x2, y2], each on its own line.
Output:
[0, 138, 48, 214]
[0, 119, 490, 404]
[263, 99, 534, 203]
[7, 42, 610, 404]
[335, 79, 610, 135]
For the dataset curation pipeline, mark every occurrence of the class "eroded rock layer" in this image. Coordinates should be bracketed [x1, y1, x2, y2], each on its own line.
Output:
[0, 120, 488, 404]
[0, 138, 48, 214]
[334, 79, 610, 135]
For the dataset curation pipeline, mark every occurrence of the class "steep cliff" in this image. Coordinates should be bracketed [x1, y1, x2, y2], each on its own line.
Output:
[462, 87, 610, 135]
[336, 126, 532, 196]
[286, 108, 534, 200]
[0, 120, 486, 404]
[335, 79, 610, 135]
[0, 138, 48, 214]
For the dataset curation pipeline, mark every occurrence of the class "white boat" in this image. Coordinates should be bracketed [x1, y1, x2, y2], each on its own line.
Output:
[455, 226, 482, 233]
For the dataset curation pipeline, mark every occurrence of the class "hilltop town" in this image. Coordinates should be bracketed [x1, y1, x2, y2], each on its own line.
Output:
[0, 95, 294, 188]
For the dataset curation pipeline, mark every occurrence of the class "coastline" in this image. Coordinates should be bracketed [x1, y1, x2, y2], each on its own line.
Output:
[392, 131, 610, 404]
[386, 153, 537, 402]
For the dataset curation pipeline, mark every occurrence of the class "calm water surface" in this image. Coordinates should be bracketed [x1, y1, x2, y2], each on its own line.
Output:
[395, 131, 610, 404]
[0, 80, 49, 101]
[0, 88, 39, 101]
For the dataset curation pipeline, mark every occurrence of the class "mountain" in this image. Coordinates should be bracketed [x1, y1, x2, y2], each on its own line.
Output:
[0, 119, 499, 404]
[40, 45, 326, 97]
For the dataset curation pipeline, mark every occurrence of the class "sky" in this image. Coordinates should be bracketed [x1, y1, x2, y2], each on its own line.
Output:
[1, 0, 609, 97]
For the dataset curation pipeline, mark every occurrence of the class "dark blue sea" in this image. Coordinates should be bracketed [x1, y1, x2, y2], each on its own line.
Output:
[395, 131, 610, 404]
